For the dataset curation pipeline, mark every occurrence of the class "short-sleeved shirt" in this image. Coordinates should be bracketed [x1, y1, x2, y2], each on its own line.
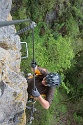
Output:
[27, 67, 55, 104]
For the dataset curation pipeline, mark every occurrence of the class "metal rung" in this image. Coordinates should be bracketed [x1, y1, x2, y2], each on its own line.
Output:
[21, 42, 28, 59]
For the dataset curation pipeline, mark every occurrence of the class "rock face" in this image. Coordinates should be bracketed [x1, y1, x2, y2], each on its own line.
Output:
[0, 0, 28, 125]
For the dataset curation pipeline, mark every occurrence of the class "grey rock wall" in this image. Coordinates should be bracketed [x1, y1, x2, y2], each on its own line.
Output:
[0, 0, 28, 125]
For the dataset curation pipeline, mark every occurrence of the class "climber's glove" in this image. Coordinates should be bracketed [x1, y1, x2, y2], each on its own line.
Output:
[32, 86, 40, 97]
[31, 61, 37, 68]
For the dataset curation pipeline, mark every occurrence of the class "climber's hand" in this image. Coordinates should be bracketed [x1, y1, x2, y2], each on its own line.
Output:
[32, 86, 40, 97]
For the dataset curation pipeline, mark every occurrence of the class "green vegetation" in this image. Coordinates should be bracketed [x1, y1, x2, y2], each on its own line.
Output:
[11, 0, 83, 124]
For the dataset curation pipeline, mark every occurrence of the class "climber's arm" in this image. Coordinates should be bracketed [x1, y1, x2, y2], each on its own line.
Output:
[38, 95, 50, 109]
[32, 87, 50, 109]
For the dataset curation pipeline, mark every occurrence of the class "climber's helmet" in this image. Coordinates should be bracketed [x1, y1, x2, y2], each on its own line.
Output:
[44, 73, 61, 87]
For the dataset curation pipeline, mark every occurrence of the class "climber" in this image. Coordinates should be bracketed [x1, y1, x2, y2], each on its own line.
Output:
[27, 61, 61, 109]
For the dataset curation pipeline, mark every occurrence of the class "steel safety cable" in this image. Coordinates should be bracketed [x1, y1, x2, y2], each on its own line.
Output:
[32, 28, 36, 91]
